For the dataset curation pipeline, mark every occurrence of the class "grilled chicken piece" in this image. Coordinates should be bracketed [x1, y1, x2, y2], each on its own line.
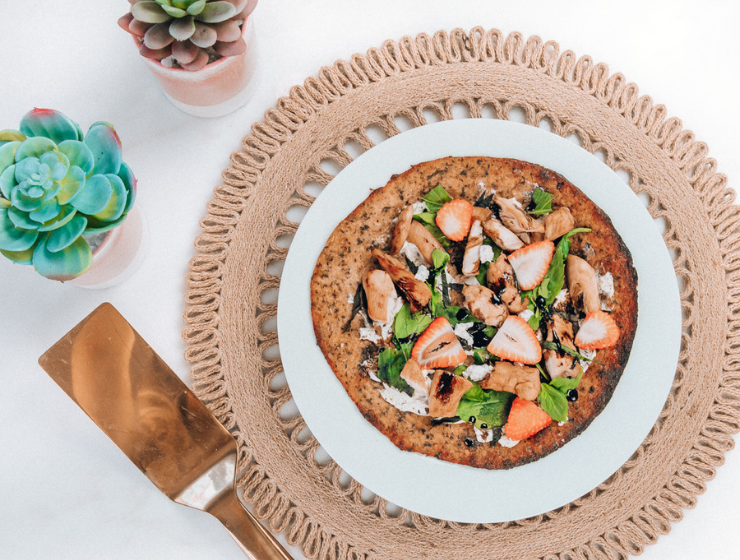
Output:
[461, 219, 483, 276]
[362, 269, 398, 324]
[472, 206, 492, 223]
[479, 361, 541, 401]
[566, 255, 600, 313]
[543, 314, 583, 379]
[544, 207, 575, 241]
[407, 220, 445, 264]
[494, 195, 545, 237]
[428, 370, 473, 418]
[462, 285, 508, 327]
[399, 358, 427, 396]
[486, 253, 528, 313]
[372, 249, 432, 313]
[391, 205, 415, 255]
[481, 215, 524, 252]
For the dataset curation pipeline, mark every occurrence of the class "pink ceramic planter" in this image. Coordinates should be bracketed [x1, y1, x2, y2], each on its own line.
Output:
[69, 205, 147, 289]
[138, 16, 258, 118]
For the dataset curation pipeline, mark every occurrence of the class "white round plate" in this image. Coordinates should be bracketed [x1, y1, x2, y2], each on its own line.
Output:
[277, 119, 681, 523]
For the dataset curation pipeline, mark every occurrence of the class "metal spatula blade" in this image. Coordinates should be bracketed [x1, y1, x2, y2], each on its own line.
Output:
[38, 302, 292, 560]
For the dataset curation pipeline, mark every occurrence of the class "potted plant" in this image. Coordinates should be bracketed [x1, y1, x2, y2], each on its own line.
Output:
[0, 109, 141, 286]
[119, 0, 259, 117]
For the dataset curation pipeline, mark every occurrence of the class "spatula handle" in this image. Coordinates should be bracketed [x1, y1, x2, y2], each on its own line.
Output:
[209, 489, 293, 560]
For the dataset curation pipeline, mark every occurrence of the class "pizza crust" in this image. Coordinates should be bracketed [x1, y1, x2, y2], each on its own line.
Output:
[310, 157, 638, 470]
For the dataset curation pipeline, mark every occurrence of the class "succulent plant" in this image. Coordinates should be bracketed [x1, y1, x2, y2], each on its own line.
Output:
[119, 0, 257, 71]
[0, 109, 136, 281]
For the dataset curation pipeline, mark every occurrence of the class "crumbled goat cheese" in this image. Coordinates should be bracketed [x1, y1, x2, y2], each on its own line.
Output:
[519, 309, 534, 322]
[372, 234, 389, 246]
[347, 292, 356, 304]
[359, 327, 382, 344]
[580, 348, 597, 361]
[412, 201, 429, 215]
[415, 265, 430, 282]
[454, 322, 476, 347]
[463, 364, 493, 382]
[400, 241, 427, 268]
[464, 275, 480, 286]
[378, 322, 393, 341]
[379, 384, 429, 416]
[474, 425, 494, 443]
[366, 370, 382, 383]
[479, 244, 495, 263]
[507, 197, 523, 209]
[498, 431, 520, 448]
[553, 288, 569, 306]
[598, 272, 615, 298]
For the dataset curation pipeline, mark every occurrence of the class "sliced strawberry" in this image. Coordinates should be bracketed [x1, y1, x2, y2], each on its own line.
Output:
[435, 199, 473, 241]
[486, 316, 542, 364]
[574, 310, 620, 350]
[507, 240, 555, 291]
[411, 317, 467, 369]
[504, 397, 552, 440]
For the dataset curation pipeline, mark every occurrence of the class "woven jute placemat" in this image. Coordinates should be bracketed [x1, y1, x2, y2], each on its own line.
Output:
[183, 28, 740, 559]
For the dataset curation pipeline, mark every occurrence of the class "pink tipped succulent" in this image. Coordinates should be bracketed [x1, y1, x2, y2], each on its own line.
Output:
[119, 0, 257, 71]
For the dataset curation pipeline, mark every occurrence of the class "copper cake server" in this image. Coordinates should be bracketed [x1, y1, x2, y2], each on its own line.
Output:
[38, 302, 292, 560]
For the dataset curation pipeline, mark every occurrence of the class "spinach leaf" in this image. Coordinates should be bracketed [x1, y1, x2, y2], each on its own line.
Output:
[473, 347, 491, 364]
[393, 303, 433, 339]
[377, 347, 413, 396]
[422, 185, 452, 212]
[453, 364, 468, 376]
[476, 261, 490, 285]
[432, 248, 450, 270]
[457, 384, 513, 429]
[537, 383, 569, 423]
[550, 372, 582, 392]
[529, 187, 554, 216]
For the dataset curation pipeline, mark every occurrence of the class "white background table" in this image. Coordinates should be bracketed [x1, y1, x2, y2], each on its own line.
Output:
[1, 1, 738, 558]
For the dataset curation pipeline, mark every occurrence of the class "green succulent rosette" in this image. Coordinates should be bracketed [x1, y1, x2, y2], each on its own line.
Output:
[0, 109, 137, 281]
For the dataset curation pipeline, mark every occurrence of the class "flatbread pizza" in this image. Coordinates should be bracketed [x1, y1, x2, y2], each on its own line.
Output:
[310, 156, 637, 469]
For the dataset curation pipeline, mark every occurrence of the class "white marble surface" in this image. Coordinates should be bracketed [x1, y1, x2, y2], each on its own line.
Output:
[1, 1, 738, 558]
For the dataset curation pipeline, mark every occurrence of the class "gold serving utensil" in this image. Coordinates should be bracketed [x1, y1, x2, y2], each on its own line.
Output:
[38, 302, 292, 560]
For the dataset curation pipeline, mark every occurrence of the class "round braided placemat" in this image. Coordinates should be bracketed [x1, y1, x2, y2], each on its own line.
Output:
[183, 27, 740, 559]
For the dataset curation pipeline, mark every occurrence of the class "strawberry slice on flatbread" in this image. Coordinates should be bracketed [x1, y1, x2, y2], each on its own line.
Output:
[435, 199, 473, 241]
[575, 310, 620, 350]
[504, 397, 553, 440]
[486, 316, 542, 365]
[411, 317, 467, 369]
[508, 240, 555, 291]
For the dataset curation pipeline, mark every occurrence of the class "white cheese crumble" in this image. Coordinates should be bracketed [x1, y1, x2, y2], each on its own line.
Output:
[498, 433, 520, 448]
[366, 370, 381, 383]
[453, 322, 476, 347]
[518, 309, 534, 322]
[412, 201, 429, 214]
[474, 425, 494, 443]
[359, 327, 382, 344]
[347, 292, 356, 304]
[479, 244, 495, 263]
[372, 233, 389, 246]
[379, 384, 429, 416]
[598, 272, 615, 298]
[553, 288, 569, 306]
[580, 348, 597, 361]
[463, 364, 493, 382]
[400, 241, 426, 267]
[507, 197, 523, 209]
[415, 265, 430, 282]
[464, 275, 480, 286]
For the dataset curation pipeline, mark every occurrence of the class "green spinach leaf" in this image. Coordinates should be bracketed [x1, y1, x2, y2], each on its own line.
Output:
[537, 383, 569, 423]
[393, 303, 433, 339]
[422, 185, 452, 212]
[377, 347, 413, 396]
[457, 384, 513, 429]
[529, 187, 554, 216]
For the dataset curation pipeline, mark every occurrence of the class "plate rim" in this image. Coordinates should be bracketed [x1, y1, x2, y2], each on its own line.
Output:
[277, 119, 681, 523]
